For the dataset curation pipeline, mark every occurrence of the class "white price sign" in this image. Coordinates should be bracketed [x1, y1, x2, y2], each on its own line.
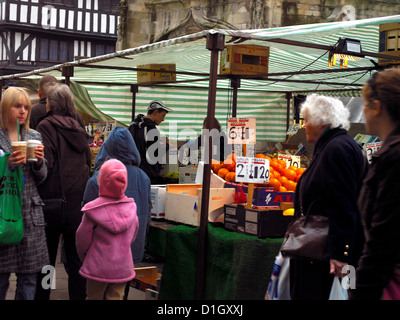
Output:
[227, 117, 256, 145]
[235, 156, 270, 184]
[278, 153, 301, 168]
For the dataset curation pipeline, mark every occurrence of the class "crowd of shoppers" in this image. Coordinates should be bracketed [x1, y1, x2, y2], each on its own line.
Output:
[1, 67, 400, 300]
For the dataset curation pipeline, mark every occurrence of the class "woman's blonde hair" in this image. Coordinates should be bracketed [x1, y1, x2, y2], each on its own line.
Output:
[300, 94, 350, 130]
[0, 87, 31, 131]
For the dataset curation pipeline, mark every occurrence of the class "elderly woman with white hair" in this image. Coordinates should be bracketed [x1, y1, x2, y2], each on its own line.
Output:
[288, 94, 367, 300]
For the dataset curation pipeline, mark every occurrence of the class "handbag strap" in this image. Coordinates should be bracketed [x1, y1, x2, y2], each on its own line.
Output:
[49, 123, 66, 201]
[299, 144, 368, 219]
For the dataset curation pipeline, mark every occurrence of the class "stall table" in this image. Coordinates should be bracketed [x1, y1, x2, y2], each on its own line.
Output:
[146, 220, 283, 300]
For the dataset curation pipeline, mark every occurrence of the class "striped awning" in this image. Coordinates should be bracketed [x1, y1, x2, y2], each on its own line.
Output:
[4, 15, 400, 141]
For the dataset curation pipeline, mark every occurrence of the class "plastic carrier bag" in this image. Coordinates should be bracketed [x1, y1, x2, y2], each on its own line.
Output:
[329, 276, 348, 300]
[0, 153, 24, 245]
[265, 251, 291, 300]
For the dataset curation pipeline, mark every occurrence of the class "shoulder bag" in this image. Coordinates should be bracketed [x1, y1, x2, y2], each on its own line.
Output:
[0, 153, 25, 244]
[280, 197, 329, 261]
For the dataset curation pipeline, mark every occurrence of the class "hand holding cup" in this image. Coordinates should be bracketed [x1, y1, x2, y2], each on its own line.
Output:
[10, 141, 27, 167]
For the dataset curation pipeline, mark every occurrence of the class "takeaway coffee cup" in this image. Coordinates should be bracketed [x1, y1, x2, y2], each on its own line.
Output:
[11, 141, 27, 163]
[27, 140, 41, 162]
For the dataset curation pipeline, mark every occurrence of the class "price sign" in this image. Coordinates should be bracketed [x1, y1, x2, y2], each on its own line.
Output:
[365, 141, 383, 163]
[227, 118, 256, 145]
[278, 153, 301, 168]
[235, 156, 270, 184]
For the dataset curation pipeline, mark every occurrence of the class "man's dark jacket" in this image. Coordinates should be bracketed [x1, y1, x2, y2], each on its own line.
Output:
[128, 114, 165, 183]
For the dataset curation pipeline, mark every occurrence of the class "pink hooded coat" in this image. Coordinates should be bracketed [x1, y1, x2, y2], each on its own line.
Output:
[76, 159, 138, 283]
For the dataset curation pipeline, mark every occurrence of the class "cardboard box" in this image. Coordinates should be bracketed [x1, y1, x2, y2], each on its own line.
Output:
[379, 22, 400, 66]
[179, 166, 198, 184]
[220, 44, 269, 75]
[130, 266, 161, 292]
[224, 182, 294, 207]
[137, 63, 176, 83]
[164, 184, 235, 226]
[150, 185, 166, 219]
[224, 204, 294, 238]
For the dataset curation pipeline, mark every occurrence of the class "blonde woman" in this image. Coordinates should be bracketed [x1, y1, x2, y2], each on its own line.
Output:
[0, 87, 48, 300]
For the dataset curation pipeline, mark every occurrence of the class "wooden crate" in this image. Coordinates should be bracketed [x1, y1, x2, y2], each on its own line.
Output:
[164, 185, 234, 226]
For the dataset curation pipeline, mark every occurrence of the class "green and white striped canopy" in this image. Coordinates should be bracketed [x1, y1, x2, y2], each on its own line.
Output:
[4, 15, 400, 141]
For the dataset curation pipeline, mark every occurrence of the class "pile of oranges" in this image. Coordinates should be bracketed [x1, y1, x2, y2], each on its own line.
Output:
[211, 153, 237, 183]
[211, 153, 306, 192]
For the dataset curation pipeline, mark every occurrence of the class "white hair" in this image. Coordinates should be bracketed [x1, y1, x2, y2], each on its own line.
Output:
[300, 94, 350, 130]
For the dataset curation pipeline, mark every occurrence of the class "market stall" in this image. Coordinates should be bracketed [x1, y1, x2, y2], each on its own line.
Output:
[1, 15, 400, 300]
[148, 222, 283, 300]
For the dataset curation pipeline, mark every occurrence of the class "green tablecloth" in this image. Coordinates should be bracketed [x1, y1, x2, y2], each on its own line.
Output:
[152, 223, 283, 300]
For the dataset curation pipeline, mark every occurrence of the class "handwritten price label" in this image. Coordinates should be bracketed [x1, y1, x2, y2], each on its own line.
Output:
[278, 154, 301, 168]
[235, 156, 270, 184]
[227, 118, 256, 145]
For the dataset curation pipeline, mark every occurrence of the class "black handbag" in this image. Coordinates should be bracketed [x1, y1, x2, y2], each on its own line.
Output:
[280, 198, 329, 261]
[280, 210, 329, 261]
[42, 131, 66, 228]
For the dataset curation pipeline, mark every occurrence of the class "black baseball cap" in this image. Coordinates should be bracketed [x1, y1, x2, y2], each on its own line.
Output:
[147, 100, 172, 112]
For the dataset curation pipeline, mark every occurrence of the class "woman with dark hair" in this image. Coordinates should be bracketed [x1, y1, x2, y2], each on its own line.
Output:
[350, 68, 400, 300]
[35, 84, 91, 300]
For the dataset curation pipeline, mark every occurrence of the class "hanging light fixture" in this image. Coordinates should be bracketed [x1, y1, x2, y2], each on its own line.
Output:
[328, 37, 365, 68]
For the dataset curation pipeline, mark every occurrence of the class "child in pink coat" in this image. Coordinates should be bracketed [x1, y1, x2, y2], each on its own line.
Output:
[76, 159, 138, 300]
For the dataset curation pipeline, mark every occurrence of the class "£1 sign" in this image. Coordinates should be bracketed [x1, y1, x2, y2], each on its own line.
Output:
[235, 156, 270, 184]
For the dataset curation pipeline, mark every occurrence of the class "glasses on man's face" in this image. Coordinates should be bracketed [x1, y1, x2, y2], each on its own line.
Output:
[367, 72, 379, 98]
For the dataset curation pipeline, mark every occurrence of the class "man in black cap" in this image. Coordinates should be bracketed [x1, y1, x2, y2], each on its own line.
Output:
[128, 100, 172, 184]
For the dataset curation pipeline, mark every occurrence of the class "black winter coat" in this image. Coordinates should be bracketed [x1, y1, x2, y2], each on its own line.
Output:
[294, 128, 366, 265]
[350, 124, 400, 300]
[128, 114, 167, 183]
[37, 113, 91, 227]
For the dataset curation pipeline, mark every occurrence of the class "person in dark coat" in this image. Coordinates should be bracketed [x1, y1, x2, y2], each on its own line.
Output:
[178, 117, 231, 165]
[0, 87, 49, 300]
[197, 117, 230, 162]
[30, 75, 58, 130]
[128, 100, 171, 184]
[35, 84, 91, 300]
[350, 69, 400, 300]
[289, 94, 366, 300]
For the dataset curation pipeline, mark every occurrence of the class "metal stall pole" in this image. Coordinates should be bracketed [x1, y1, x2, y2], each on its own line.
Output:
[195, 32, 225, 300]
[285, 92, 292, 140]
[231, 76, 240, 117]
[130, 84, 138, 122]
[62, 66, 74, 86]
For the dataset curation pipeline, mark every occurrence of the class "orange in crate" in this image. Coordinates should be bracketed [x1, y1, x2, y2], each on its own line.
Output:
[217, 168, 229, 179]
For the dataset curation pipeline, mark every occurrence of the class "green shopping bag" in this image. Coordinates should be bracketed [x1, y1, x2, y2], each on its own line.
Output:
[0, 153, 24, 245]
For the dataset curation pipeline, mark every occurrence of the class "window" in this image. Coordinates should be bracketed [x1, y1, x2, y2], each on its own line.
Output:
[38, 37, 71, 62]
